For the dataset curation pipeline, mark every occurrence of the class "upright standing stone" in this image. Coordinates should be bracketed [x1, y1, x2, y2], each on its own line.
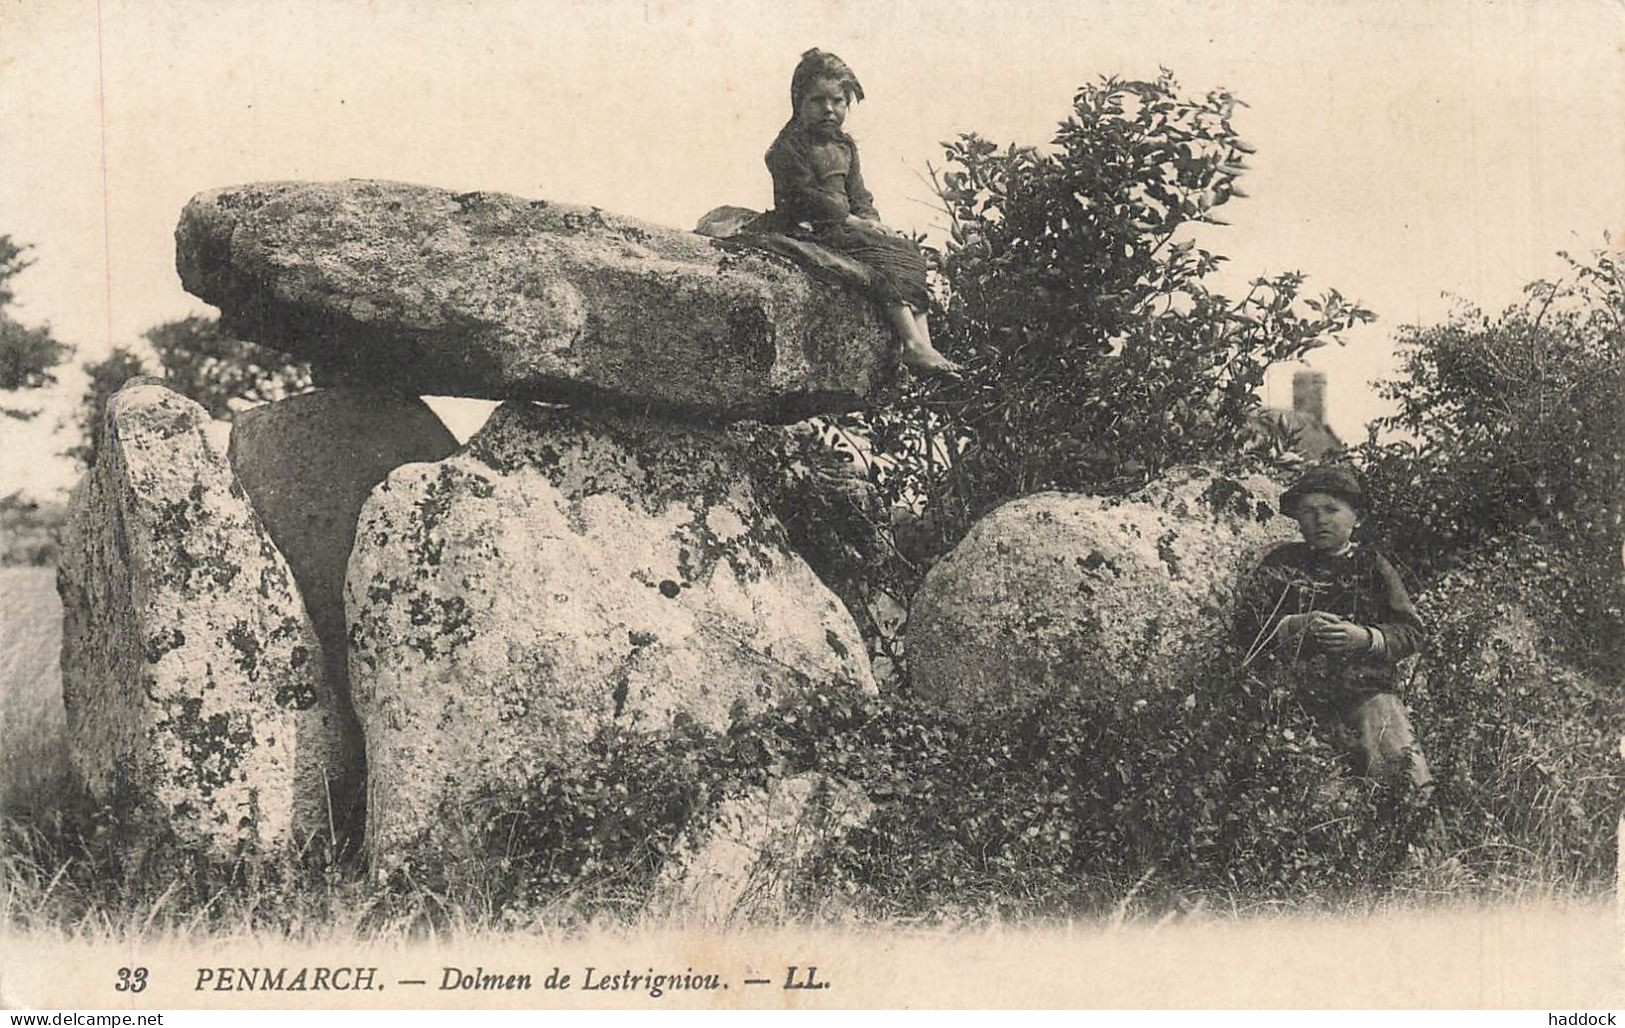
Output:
[908, 468, 1298, 717]
[56, 380, 342, 857]
[228, 387, 459, 838]
[348, 402, 877, 862]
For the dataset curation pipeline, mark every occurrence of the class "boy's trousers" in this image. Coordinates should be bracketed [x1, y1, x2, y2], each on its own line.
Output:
[1305, 685, 1433, 791]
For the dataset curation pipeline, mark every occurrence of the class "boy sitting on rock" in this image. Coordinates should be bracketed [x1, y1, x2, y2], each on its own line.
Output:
[1235, 465, 1433, 791]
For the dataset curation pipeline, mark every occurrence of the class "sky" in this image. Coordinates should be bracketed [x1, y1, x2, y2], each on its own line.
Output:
[1, 0, 1622, 500]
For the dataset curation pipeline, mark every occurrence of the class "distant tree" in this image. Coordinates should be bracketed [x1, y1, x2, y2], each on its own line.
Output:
[70, 315, 309, 464]
[143, 315, 311, 421]
[68, 347, 148, 465]
[0, 235, 72, 419]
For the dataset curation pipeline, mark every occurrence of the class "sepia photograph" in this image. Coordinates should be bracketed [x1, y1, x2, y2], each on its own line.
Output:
[0, 0, 1621, 1011]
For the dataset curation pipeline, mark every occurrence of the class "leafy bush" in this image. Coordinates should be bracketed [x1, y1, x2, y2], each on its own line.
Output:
[1356, 246, 1624, 593]
[840, 72, 1371, 564]
[1406, 537, 1623, 884]
[419, 719, 736, 918]
[411, 666, 1448, 925]
[819, 668, 1433, 921]
[433, 637, 1615, 925]
[0, 491, 63, 566]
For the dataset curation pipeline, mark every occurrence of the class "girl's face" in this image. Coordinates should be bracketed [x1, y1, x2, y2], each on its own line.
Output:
[797, 77, 849, 137]
[1293, 491, 1360, 553]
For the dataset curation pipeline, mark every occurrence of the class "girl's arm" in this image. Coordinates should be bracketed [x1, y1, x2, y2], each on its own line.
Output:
[845, 143, 880, 221]
[767, 140, 850, 225]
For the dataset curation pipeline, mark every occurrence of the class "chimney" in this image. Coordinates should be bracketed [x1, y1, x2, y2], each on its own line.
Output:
[1292, 370, 1327, 424]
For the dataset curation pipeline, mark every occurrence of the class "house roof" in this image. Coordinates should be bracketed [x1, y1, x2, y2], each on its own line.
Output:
[1247, 406, 1343, 459]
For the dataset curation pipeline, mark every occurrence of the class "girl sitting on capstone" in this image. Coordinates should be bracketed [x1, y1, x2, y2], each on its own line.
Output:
[1235, 464, 1433, 793]
[754, 48, 961, 376]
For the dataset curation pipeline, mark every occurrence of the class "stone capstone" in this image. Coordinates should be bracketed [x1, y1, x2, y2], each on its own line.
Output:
[55, 379, 344, 856]
[907, 468, 1298, 716]
[347, 401, 877, 861]
[227, 387, 460, 837]
[176, 180, 896, 421]
[648, 773, 873, 925]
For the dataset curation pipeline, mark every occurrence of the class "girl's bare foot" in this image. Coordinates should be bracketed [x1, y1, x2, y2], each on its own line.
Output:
[901, 341, 963, 375]
[887, 304, 961, 374]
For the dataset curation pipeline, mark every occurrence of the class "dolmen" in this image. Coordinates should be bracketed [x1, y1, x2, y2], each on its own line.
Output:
[57, 181, 882, 879]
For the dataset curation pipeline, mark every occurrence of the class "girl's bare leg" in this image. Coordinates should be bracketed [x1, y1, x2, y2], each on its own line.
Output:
[887, 305, 961, 374]
[913, 309, 932, 345]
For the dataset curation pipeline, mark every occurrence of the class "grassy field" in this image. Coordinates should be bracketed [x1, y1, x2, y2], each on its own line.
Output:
[0, 566, 69, 815]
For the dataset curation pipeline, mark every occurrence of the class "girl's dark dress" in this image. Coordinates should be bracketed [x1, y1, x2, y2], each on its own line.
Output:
[756, 119, 930, 311]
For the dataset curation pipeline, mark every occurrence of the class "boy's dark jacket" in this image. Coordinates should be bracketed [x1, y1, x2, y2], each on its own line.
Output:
[1235, 541, 1424, 687]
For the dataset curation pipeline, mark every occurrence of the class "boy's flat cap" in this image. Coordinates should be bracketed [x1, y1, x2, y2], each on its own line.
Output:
[1280, 464, 1366, 517]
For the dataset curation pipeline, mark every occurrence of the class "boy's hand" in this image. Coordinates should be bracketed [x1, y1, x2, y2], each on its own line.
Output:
[1274, 612, 1319, 643]
[1312, 616, 1371, 654]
